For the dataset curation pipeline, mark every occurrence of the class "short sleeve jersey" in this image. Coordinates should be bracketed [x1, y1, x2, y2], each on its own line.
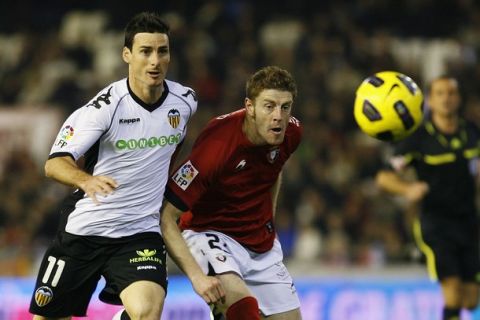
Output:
[165, 109, 303, 253]
[50, 78, 197, 237]
[389, 118, 480, 218]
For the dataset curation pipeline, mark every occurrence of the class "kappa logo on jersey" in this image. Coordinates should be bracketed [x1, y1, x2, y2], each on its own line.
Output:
[87, 86, 112, 109]
[181, 89, 197, 101]
[119, 118, 140, 124]
[55, 125, 74, 148]
[34, 286, 53, 307]
[172, 160, 199, 190]
[168, 109, 181, 128]
[267, 147, 280, 163]
[235, 159, 247, 171]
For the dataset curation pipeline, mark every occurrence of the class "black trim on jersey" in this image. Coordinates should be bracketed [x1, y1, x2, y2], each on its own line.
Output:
[170, 89, 195, 121]
[126, 78, 169, 112]
[48, 152, 75, 160]
[164, 186, 189, 212]
[107, 90, 129, 132]
[83, 139, 101, 175]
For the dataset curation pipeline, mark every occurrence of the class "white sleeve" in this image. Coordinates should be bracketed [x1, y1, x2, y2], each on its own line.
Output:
[50, 105, 112, 160]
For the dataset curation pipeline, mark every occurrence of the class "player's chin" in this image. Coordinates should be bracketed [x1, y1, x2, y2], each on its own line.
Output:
[146, 76, 164, 86]
[267, 133, 285, 145]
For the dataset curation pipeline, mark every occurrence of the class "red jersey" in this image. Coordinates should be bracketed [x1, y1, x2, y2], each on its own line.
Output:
[165, 109, 303, 253]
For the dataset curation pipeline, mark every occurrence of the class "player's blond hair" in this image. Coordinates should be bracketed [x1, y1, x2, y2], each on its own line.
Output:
[246, 66, 297, 101]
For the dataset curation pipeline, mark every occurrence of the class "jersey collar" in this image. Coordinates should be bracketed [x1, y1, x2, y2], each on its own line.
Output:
[425, 118, 467, 150]
[126, 78, 170, 112]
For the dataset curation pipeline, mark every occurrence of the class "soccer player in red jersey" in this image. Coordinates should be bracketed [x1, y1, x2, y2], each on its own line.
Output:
[161, 66, 303, 320]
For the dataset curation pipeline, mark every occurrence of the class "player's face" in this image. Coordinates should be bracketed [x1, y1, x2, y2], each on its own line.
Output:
[122, 32, 170, 89]
[428, 78, 460, 117]
[245, 89, 293, 146]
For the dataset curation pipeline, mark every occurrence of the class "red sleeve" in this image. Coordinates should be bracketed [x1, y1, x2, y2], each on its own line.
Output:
[287, 115, 303, 153]
[166, 122, 230, 210]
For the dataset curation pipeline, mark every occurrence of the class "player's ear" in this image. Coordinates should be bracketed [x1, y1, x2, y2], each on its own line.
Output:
[245, 98, 254, 116]
[122, 47, 131, 64]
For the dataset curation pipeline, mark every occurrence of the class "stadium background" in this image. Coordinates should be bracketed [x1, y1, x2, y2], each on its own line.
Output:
[1, 0, 480, 319]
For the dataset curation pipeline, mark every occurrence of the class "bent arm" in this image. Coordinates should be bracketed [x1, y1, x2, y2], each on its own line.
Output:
[45, 156, 92, 188]
[376, 169, 429, 203]
[45, 156, 118, 204]
[161, 201, 225, 304]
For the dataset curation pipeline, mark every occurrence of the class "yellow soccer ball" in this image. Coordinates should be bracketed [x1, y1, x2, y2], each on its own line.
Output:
[354, 71, 424, 142]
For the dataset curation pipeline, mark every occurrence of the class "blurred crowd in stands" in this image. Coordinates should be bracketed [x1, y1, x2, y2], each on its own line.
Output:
[2, 0, 480, 276]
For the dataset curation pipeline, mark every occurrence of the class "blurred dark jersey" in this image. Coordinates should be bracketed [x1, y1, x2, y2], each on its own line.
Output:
[165, 109, 303, 253]
[389, 118, 480, 219]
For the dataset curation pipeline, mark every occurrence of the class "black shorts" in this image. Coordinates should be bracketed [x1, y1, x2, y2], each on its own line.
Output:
[29, 231, 167, 318]
[416, 214, 480, 282]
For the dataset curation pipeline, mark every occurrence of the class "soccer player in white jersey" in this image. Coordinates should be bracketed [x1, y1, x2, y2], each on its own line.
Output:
[29, 12, 197, 320]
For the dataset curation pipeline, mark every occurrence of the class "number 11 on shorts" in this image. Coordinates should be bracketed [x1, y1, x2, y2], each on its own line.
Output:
[42, 256, 66, 287]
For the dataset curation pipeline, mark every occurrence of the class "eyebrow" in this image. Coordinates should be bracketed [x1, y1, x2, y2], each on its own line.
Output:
[263, 98, 293, 103]
[138, 45, 169, 49]
[262, 98, 292, 104]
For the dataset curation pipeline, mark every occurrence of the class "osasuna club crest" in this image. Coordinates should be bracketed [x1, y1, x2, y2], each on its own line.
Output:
[168, 109, 181, 128]
[267, 147, 280, 163]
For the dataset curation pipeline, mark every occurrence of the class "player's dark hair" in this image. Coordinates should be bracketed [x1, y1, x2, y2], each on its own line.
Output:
[246, 66, 297, 101]
[124, 12, 170, 50]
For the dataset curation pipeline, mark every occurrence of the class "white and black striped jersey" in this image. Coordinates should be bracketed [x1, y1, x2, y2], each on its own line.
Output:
[50, 78, 197, 237]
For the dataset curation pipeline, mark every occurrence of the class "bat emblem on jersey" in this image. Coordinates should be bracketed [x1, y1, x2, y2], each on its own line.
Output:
[181, 89, 197, 101]
[267, 147, 280, 163]
[168, 109, 181, 128]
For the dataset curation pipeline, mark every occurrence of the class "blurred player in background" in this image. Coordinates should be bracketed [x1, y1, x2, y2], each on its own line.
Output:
[29, 12, 198, 320]
[376, 75, 480, 320]
[161, 66, 303, 320]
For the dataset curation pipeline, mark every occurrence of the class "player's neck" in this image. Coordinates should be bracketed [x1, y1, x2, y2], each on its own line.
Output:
[129, 78, 164, 104]
[243, 117, 263, 145]
[432, 113, 459, 134]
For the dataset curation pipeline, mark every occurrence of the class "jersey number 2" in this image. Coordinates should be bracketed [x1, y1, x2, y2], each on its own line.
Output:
[205, 233, 231, 254]
[41, 256, 66, 287]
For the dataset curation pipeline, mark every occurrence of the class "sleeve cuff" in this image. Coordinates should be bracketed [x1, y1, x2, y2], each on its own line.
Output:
[164, 185, 189, 212]
[48, 152, 75, 160]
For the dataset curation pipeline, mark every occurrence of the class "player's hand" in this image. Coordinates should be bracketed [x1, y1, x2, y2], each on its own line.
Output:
[78, 175, 118, 205]
[191, 274, 225, 304]
[405, 181, 429, 203]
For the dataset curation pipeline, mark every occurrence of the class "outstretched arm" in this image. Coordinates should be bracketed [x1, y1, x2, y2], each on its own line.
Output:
[45, 156, 118, 204]
[161, 201, 225, 304]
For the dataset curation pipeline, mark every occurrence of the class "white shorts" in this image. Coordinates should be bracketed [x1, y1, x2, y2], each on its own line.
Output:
[182, 230, 301, 316]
